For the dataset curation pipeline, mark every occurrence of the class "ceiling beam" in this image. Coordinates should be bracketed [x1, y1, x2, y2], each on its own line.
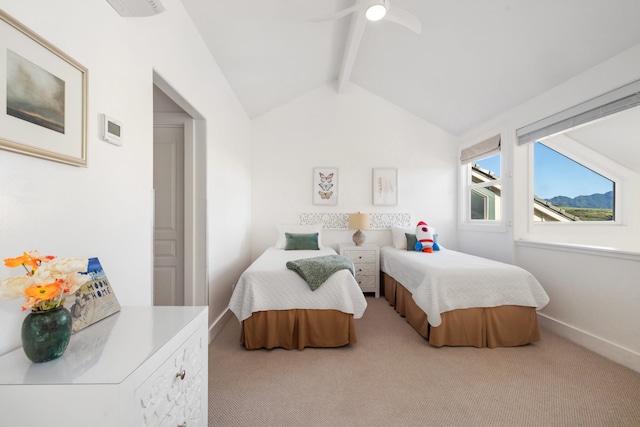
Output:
[337, 12, 367, 93]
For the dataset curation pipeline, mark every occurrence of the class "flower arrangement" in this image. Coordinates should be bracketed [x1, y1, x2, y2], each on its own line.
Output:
[0, 251, 90, 312]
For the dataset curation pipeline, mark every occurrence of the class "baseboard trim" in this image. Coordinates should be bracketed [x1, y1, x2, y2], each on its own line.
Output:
[208, 308, 234, 344]
[538, 313, 640, 374]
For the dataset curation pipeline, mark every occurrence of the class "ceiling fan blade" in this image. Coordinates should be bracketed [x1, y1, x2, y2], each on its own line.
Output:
[308, 4, 364, 23]
[385, 7, 422, 34]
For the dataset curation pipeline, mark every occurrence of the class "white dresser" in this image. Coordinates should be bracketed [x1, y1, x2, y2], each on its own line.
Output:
[339, 243, 380, 298]
[0, 306, 208, 426]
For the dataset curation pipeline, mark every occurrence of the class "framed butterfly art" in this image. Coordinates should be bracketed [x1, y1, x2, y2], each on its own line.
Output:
[313, 167, 338, 205]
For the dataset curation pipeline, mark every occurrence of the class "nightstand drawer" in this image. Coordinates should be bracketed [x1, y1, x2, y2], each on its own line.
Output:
[354, 263, 377, 275]
[343, 251, 376, 263]
[355, 275, 376, 290]
[338, 243, 380, 298]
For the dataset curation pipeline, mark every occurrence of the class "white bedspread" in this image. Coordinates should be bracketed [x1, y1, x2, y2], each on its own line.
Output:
[229, 247, 368, 322]
[380, 246, 549, 327]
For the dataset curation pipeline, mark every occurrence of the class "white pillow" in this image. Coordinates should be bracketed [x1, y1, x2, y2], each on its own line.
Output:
[275, 224, 323, 249]
[391, 225, 413, 250]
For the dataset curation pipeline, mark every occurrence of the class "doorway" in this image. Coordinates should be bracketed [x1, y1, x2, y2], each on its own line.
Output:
[153, 122, 185, 305]
[152, 73, 207, 307]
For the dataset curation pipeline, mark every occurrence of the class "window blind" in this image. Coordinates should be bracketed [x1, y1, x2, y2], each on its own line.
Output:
[460, 134, 501, 164]
[516, 79, 640, 145]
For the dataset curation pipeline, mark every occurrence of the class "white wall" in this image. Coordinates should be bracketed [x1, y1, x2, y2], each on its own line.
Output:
[250, 83, 458, 260]
[0, 0, 252, 355]
[458, 43, 640, 372]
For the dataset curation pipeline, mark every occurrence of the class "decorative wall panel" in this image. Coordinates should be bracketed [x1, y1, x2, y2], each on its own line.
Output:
[298, 213, 411, 229]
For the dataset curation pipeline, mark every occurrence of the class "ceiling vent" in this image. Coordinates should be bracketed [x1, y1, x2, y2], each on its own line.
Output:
[107, 0, 165, 17]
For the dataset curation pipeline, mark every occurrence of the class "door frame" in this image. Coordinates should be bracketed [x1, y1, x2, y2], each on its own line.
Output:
[153, 72, 207, 307]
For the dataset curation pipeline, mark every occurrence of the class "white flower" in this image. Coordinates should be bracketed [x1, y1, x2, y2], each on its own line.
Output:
[44, 258, 89, 276]
[0, 275, 32, 299]
[65, 271, 91, 295]
[31, 258, 90, 294]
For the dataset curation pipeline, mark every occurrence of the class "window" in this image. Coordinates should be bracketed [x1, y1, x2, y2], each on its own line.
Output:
[470, 154, 501, 220]
[517, 79, 639, 227]
[461, 135, 502, 224]
[533, 142, 614, 222]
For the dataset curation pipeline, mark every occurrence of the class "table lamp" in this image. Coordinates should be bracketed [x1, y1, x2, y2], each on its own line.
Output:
[348, 213, 370, 246]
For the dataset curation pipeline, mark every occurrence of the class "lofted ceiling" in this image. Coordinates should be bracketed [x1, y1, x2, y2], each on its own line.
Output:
[181, 0, 640, 136]
[563, 106, 640, 175]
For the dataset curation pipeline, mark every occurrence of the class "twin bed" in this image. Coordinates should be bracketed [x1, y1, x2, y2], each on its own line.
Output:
[380, 228, 550, 347]
[229, 225, 549, 350]
[229, 231, 368, 350]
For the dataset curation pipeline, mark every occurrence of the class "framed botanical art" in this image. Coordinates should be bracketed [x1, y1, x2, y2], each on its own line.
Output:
[0, 9, 88, 166]
[373, 168, 398, 205]
[313, 167, 338, 205]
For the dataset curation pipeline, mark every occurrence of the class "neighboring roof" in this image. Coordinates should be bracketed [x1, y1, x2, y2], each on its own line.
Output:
[471, 164, 578, 222]
[533, 196, 580, 222]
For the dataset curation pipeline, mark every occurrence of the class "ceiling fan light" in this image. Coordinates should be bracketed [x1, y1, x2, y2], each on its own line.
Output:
[365, 4, 387, 21]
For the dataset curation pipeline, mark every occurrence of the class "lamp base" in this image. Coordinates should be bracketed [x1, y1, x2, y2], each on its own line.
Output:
[352, 229, 366, 246]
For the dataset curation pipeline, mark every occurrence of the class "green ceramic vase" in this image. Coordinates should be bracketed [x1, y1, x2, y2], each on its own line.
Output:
[21, 306, 72, 363]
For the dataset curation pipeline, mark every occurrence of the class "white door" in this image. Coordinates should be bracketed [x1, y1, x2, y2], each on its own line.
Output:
[153, 124, 185, 306]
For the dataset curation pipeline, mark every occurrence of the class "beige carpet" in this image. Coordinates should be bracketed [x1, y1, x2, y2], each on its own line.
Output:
[208, 297, 640, 426]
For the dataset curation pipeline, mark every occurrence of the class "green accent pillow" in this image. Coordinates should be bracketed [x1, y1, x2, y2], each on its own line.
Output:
[405, 233, 417, 251]
[284, 232, 320, 250]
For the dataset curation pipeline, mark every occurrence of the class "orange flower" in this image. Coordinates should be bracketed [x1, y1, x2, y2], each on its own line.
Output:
[24, 282, 61, 301]
[4, 253, 33, 269]
[4, 251, 55, 275]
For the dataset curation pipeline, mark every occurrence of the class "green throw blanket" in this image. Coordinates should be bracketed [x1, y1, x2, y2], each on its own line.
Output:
[286, 255, 354, 291]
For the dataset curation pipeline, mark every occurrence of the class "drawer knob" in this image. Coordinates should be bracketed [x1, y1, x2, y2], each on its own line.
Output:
[176, 370, 186, 380]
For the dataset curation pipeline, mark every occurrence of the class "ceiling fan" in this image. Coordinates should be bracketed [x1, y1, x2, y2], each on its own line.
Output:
[311, 0, 423, 93]
[311, 0, 422, 35]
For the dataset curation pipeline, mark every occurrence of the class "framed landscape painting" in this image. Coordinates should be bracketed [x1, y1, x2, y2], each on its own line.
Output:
[0, 10, 87, 166]
[313, 167, 338, 205]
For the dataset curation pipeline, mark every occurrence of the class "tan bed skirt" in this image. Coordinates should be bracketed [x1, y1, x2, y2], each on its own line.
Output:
[383, 272, 540, 348]
[240, 309, 357, 350]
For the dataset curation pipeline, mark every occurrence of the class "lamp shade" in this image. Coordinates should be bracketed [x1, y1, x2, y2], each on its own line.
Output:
[348, 213, 370, 230]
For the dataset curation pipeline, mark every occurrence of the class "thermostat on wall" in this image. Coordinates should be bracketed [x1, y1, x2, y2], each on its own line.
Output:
[101, 114, 123, 146]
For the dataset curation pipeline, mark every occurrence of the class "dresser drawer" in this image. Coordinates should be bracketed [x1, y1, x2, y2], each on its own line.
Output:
[136, 327, 205, 426]
[343, 250, 377, 263]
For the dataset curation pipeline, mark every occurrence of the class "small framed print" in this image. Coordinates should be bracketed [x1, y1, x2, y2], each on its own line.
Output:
[313, 167, 338, 205]
[373, 168, 397, 206]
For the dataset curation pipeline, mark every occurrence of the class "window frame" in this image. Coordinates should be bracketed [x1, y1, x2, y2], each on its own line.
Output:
[460, 151, 506, 232]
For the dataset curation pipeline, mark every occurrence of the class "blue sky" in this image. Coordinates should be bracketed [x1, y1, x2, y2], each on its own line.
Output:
[475, 144, 613, 200]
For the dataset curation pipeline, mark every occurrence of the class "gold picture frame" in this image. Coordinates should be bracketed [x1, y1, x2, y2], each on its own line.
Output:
[0, 9, 88, 166]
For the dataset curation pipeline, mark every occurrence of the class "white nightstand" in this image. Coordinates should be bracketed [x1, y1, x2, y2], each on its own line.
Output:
[339, 243, 380, 298]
